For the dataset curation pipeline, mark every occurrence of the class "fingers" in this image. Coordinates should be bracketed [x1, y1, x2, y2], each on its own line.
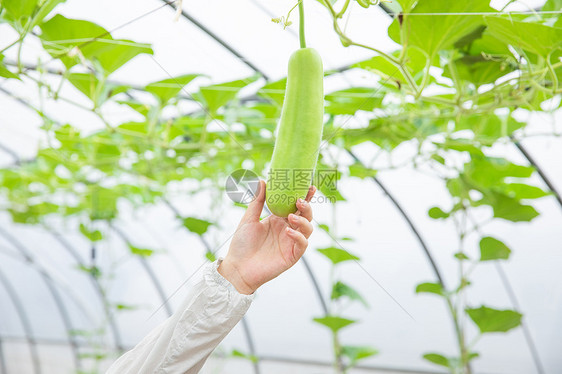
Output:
[242, 180, 266, 223]
[295, 185, 315, 222]
[285, 227, 308, 261]
[288, 213, 313, 238]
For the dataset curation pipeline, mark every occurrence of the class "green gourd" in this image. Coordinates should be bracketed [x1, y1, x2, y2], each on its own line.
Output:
[266, 48, 324, 217]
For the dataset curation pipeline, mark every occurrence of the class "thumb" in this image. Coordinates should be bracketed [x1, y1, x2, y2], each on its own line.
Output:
[242, 180, 266, 223]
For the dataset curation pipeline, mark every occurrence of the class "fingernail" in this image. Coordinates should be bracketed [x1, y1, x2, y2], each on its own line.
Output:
[286, 227, 294, 234]
[289, 214, 299, 222]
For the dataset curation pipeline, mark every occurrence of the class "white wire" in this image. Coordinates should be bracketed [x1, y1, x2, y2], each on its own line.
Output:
[395, 10, 562, 16]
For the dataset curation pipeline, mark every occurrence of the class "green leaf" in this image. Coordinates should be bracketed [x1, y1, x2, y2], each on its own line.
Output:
[484, 191, 540, 222]
[313, 315, 356, 333]
[341, 345, 378, 365]
[40, 15, 153, 74]
[445, 56, 512, 86]
[0, 54, 19, 80]
[388, 0, 493, 57]
[466, 306, 522, 333]
[79, 223, 103, 242]
[423, 353, 450, 368]
[543, 0, 562, 11]
[128, 243, 154, 257]
[29, 0, 66, 29]
[348, 162, 377, 179]
[199, 77, 256, 113]
[67, 73, 128, 105]
[428, 206, 449, 219]
[317, 246, 360, 264]
[415, 282, 444, 296]
[231, 349, 258, 363]
[317, 223, 330, 233]
[484, 17, 562, 56]
[325, 87, 383, 115]
[145, 74, 200, 104]
[465, 156, 534, 189]
[502, 183, 550, 200]
[479, 236, 511, 261]
[2, 0, 38, 23]
[331, 281, 368, 307]
[182, 217, 212, 235]
[205, 251, 216, 262]
[454, 252, 470, 260]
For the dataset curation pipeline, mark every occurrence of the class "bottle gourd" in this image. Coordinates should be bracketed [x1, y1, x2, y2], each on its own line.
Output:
[266, 48, 324, 217]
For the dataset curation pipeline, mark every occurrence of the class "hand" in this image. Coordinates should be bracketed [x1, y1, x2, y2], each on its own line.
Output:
[218, 180, 316, 295]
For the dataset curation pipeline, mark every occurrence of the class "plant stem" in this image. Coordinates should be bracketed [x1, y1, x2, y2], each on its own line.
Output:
[299, 0, 306, 48]
[337, 0, 351, 18]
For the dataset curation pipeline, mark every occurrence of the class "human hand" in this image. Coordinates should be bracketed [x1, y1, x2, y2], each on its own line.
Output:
[218, 180, 316, 295]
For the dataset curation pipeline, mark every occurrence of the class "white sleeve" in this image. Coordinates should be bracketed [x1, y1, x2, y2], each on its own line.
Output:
[106, 259, 254, 374]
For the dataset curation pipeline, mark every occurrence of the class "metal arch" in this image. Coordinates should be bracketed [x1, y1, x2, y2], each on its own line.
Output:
[158, 0, 270, 81]
[301, 256, 329, 314]
[109, 225, 173, 317]
[0, 226, 81, 372]
[240, 318, 260, 374]
[0, 263, 42, 374]
[512, 138, 562, 210]
[47, 230, 125, 353]
[346, 150, 445, 286]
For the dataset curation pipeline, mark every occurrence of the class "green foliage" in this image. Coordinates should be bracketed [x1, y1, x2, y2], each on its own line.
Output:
[479, 236, 511, 261]
[416, 282, 444, 296]
[331, 281, 368, 307]
[313, 315, 356, 333]
[40, 14, 153, 74]
[128, 243, 154, 257]
[341, 345, 378, 365]
[466, 306, 522, 333]
[182, 217, 213, 235]
[317, 246, 360, 264]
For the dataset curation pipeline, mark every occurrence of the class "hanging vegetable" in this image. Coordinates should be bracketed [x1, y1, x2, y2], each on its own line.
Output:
[266, 47, 324, 217]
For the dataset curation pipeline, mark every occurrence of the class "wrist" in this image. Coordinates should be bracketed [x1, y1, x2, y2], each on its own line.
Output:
[217, 258, 256, 295]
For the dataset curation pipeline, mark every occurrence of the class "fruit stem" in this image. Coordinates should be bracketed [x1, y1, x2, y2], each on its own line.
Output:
[299, 0, 306, 48]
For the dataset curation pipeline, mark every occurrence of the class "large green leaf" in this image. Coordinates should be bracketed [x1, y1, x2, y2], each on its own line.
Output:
[40, 15, 153, 74]
[29, 0, 66, 29]
[313, 315, 356, 333]
[485, 17, 562, 56]
[388, 0, 493, 57]
[145, 74, 200, 104]
[479, 236, 511, 261]
[1, 0, 37, 24]
[543, 0, 562, 11]
[466, 306, 522, 333]
[317, 246, 360, 264]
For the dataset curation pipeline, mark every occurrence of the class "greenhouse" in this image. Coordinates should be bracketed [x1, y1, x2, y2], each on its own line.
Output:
[0, 0, 561, 373]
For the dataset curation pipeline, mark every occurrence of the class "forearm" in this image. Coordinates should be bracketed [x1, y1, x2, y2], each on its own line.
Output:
[106, 260, 254, 374]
